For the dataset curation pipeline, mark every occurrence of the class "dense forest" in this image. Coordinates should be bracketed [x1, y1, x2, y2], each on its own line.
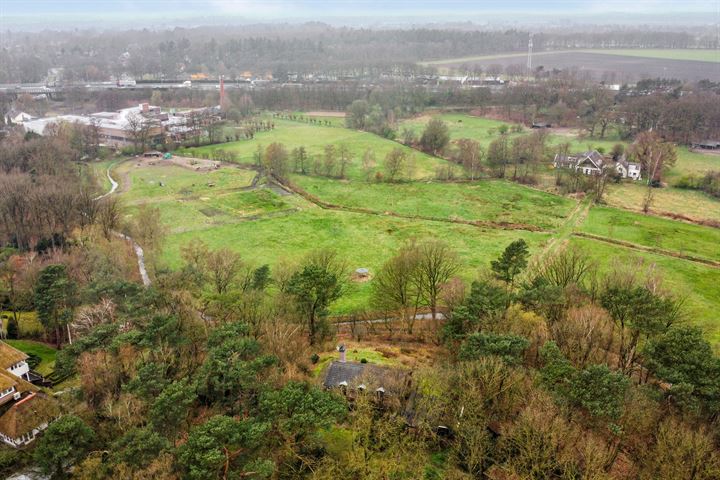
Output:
[1, 24, 718, 83]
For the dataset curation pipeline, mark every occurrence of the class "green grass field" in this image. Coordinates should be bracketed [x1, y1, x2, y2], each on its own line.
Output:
[162, 208, 550, 313]
[398, 113, 719, 222]
[127, 114, 719, 346]
[571, 237, 720, 348]
[178, 119, 446, 181]
[398, 113, 522, 145]
[114, 163, 299, 233]
[580, 206, 720, 262]
[5, 339, 57, 376]
[294, 175, 574, 229]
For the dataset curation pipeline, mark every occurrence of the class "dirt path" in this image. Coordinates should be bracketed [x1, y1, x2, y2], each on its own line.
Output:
[97, 164, 151, 287]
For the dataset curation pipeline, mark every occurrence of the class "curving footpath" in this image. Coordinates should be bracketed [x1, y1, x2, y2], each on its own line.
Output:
[96, 163, 151, 287]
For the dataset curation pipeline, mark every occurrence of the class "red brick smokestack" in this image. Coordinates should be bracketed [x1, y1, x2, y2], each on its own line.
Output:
[219, 75, 225, 110]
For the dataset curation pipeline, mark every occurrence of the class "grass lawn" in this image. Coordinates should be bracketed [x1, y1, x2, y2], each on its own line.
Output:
[4, 340, 57, 376]
[579, 206, 720, 262]
[178, 119, 446, 181]
[293, 175, 575, 230]
[666, 147, 720, 182]
[162, 208, 550, 313]
[312, 346, 402, 377]
[571, 237, 720, 349]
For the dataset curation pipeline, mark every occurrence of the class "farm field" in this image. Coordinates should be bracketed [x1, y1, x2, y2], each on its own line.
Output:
[579, 49, 720, 63]
[422, 51, 718, 82]
[571, 237, 720, 348]
[398, 113, 720, 221]
[103, 114, 720, 346]
[293, 175, 574, 230]
[161, 208, 551, 313]
[178, 119, 446, 181]
[579, 206, 720, 262]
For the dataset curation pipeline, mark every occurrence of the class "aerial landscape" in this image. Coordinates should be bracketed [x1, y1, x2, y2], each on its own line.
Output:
[0, 1, 719, 478]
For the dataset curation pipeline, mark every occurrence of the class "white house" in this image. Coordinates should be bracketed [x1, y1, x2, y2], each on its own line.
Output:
[553, 150, 641, 180]
[4, 110, 33, 125]
[615, 157, 642, 180]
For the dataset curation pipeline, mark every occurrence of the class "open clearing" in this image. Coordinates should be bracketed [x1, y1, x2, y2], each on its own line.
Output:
[293, 175, 574, 230]
[423, 51, 719, 82]
[580, 206, 720, 262]
[162, 208, 551, 313]
[104, 114, 720, 346]
[398, 113, 720, 223]
[178, 119, 446, 181]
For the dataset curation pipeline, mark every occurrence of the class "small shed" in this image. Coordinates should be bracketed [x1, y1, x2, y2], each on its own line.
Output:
[355, 268, 370, 278]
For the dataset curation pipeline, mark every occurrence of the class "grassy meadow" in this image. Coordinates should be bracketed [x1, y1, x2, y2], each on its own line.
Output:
[571, 237, 720, 348]
[178, 119, 446, 181]
[161, 207, 550, 313]
[580, 206, 720, 262]
[293, 175, 574, 229]
[98, 113, 720, 345]
[113, 163, 300, 233]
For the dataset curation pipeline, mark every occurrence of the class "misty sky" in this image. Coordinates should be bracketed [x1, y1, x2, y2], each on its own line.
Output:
[1, 0, 717, 27]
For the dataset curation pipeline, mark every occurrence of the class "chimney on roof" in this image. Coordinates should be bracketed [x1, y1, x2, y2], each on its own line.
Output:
[338, 344, 346, 363]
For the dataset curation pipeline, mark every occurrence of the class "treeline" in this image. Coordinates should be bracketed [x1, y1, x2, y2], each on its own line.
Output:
[0, 127, 105, 251]
[3, 230, 718, 478]
[1, 24, 717, 83]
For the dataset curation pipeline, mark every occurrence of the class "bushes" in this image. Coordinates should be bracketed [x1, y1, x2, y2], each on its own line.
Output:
[459, 332, 529, 364]
[674, 171, 720, 198]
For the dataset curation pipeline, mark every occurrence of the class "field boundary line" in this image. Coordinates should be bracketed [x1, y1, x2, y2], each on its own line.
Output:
[272, 175, 549, 232]
[572, 232, 720, 269]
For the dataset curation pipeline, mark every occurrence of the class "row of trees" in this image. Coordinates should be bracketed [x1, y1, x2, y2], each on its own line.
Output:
[6, 25, 715, 83]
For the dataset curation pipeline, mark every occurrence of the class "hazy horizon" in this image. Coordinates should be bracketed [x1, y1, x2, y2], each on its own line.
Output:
[2, 0, 718, 30]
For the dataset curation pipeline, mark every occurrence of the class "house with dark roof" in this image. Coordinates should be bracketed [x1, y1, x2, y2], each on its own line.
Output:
[322, 345, 411, 403]
[553, 150, 641, 180]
